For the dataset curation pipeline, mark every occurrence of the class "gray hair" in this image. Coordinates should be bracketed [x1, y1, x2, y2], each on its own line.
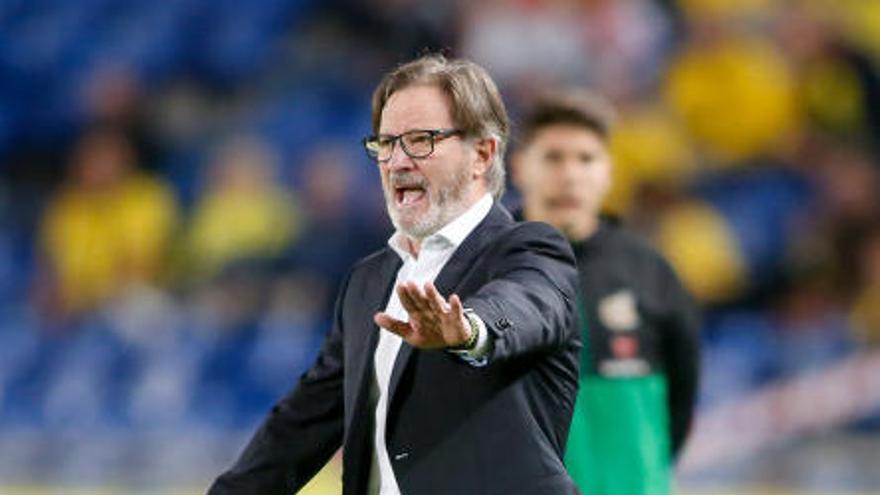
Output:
[371, 54, 510, 200]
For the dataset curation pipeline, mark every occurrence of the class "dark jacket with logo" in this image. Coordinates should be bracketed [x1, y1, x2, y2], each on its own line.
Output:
[572, 216, 699, 446]
[516, 212, 700, 495]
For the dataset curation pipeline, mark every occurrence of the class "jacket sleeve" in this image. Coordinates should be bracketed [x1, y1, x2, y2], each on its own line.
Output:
[463, 222, 580, 363]
[659, 261, 701, 461]
[207, 274, 349, 495]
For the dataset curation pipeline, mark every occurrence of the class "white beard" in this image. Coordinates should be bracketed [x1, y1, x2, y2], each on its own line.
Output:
[384, 164, 473, 240]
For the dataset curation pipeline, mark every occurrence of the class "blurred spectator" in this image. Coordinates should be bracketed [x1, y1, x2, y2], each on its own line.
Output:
[808, 143, 880, 300]
[80, 64, 161, 170]
[460, 0, 590, 89]
[284, 143, 388, 304]
[851, 226, 880, 346]
[654, 198, 747, 303]
[182, 135, 300, 284]
[35, 127, 177, 320]
[579, 0, 676, 99]
[776, 3, 880, 151]
[605, 102, 697, 214]
[664, 29, 799, 165]
[460, 0, 673, 98]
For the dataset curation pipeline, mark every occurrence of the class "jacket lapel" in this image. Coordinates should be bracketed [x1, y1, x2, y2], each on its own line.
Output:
[343, 248, 404, 494]
[386, 203, 513, 409]
[345, 250, 401, 438]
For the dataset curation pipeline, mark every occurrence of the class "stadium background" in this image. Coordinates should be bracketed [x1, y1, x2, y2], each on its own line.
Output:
[0, 0, 879, 493]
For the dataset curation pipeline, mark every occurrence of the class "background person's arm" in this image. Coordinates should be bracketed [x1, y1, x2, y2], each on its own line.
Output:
[659, 262, 701, 461]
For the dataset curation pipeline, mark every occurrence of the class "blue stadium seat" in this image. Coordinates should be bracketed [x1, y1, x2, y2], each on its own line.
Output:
[699, 309, 779, 408]
[696, 167, 815, 288]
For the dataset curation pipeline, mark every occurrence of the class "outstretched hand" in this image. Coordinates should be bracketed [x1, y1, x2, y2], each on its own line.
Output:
[374, 281, 472, 349]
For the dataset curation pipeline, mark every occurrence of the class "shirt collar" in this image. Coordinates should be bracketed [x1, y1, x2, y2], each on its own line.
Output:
[388, 193, 494, 260]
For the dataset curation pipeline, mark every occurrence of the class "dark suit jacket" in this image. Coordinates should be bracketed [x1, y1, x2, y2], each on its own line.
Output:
[208, 204, 582, 495]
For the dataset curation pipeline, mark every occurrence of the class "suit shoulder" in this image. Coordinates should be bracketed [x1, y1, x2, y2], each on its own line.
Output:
[495, 220, 575, 262]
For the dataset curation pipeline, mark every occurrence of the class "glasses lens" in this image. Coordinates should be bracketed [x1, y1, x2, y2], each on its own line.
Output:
[402, 131, 434, 158]
[364, 137, 381, 159]
[365, 136, 394, 161]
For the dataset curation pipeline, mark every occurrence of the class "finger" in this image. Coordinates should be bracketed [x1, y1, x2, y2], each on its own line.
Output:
[406, 281, 433, 311]
[447, 294, 471, 346]
[410, 283, 448, 327]
[410, 282, 443, 318]
[424, 282, 448, 314]
[449, 294, 465, 321]
[397, 282, 424, 314]
[397, 282, 416, 312]
[374, 312, 413, 337]
[374, 311, 407, 329]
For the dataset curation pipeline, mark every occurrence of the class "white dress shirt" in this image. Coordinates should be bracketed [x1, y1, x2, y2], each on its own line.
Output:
[367, 193, 493, 495]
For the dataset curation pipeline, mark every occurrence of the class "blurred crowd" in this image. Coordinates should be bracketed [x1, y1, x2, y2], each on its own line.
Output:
[464, 0, 880, 405]
[0, 0, 879, 488]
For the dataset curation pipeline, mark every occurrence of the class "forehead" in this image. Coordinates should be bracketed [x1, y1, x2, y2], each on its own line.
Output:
[526, 123, 607, 153]
[379, 84, 454, 134]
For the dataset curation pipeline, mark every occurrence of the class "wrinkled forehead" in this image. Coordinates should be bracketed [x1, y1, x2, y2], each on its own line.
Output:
[378, 84, 455, 135]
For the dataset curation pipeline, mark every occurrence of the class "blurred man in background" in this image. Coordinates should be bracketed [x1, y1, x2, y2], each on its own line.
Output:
[511, 90, 701, 495]
[209, 54, 582, 495]
[37, 126, 177, 321]
[184, 135, 299, 283]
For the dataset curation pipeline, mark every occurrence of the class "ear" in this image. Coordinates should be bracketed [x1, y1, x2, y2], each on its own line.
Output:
[472, 137, 497, 177]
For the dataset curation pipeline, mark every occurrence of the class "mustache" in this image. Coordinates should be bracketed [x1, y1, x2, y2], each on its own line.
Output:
[389, 172, 428, 189]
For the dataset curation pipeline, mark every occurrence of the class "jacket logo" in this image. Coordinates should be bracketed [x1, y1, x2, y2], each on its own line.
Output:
[598, 290, 639, 331]
[611, 335, 639, 359]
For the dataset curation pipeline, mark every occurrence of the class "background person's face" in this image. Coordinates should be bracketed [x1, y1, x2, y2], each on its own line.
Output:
[378, 84, 475, 239]
[514, 124, 612, 239]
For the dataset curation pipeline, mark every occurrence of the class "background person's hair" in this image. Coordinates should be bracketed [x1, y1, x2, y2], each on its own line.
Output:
[518, 89, 617, 147]
[371, 54, 510, 200]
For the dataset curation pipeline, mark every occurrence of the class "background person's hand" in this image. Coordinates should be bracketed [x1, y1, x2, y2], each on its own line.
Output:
[374, 281, 472, 349]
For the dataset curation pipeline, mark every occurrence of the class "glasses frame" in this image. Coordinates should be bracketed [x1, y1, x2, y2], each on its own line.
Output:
[363, 128, 464, 162]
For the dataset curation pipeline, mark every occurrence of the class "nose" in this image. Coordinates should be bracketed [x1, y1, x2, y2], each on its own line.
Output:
[561, 159, 583, 181]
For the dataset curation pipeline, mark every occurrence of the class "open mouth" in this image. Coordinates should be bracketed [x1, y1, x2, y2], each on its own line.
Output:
[394, 186, 427, 207]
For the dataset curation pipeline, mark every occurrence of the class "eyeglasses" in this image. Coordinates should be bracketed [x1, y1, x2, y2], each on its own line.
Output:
[363, 128, 464, 162]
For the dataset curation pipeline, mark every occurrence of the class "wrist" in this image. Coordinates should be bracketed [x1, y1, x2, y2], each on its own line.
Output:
[450, 309, 480, 351]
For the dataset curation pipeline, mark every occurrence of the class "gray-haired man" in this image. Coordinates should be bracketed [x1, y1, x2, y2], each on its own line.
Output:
[209, 55, 581, 495]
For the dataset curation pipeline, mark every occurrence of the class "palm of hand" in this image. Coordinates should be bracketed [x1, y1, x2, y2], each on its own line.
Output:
[374, 281, 471, 349]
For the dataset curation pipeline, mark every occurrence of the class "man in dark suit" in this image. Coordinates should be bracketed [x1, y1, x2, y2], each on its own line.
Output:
[208, 54, 582, 495]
